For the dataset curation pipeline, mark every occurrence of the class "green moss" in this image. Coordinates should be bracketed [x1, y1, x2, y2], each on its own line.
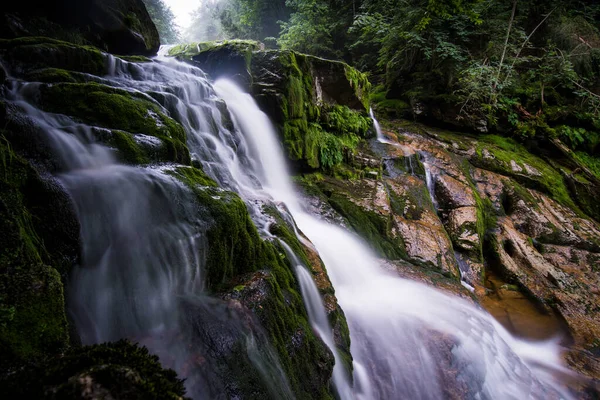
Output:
[344, 65, 371, 111]
[110, 130, 150, 165]
[283, 119, 310, 164]
[168, 40, 261, 60]
[24, 68, 82, 83]
[370, 85, 411, 118]
[387, 181, 434, 221]
[167, 166, 263, 290]
[391, 154, 426, 178]
[1, 340, 188, 399]
[254, 247, 335, 399]
[118, 55, 153, 63]
[327, 192, 406, 260]
[573, 151, 600, 179]
[0, 143, 69, 368]
[474, 135, 580, 214]
[0, 37, 106, 76]
[262, 206, 313, 269]
[37, 82, 191, 165]
[170, 166, 336, 397]
[321, 105, 372, 138]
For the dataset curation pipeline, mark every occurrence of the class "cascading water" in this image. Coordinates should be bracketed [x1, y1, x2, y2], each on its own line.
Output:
[280, 242, 354, 399]
[5, 47, 575, 399]
[421, 157, 476, 291]
[214, 79, 575, 399]
[370, 108, 395, 145]
[5, 55, 295, 399]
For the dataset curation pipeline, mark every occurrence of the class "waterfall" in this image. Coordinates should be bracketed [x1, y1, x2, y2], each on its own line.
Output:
[5, 48, 574, 399]
[214, 79, 574, 399]
[5, 56, 294, 399]
[370, 108, 395, 145]
[280, 242, 354, 399]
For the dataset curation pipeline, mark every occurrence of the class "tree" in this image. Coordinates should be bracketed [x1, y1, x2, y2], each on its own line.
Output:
[142, 0, 180, 44]
[216, 0, 289, 41]
[185, 0, 228, 42]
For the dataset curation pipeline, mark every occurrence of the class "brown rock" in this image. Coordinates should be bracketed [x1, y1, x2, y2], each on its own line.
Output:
[446, 207, 480, 252]
[434, 174, 476, 209]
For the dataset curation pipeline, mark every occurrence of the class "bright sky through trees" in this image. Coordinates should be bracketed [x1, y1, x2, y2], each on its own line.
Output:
[162, 0, 195, 28]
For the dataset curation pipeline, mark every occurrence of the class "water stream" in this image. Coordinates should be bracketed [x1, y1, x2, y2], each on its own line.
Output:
[219, 80, 574, 399]
[4, 51, 575, 399]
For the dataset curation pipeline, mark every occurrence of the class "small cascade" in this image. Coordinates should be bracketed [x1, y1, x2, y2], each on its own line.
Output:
[369, 108, 395, 145]
[213, 79, 574, 400]
[421, 155, 477, 291]
[280, 242, 354, 399]
[422, 159, 439, 210]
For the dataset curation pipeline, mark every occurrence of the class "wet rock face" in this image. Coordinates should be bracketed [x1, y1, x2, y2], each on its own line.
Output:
[377, 121, 600, 383]
[432, 174, 482, 256]
[434, 174, 476, 209]
[0, 0, 160, 55]
[386, 176, 459, 276]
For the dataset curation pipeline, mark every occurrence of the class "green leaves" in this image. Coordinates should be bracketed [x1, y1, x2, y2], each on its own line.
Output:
[142, 0, 180, 44]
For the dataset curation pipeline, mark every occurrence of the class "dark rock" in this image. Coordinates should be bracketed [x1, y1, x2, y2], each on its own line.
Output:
[434, 174, 476, 210]
[0, 0, 160, 55]
[0, 340, 189, 399]
[0, 37, 108, 77]
[191, 43, 258, 89]
[0, 62, 6, 84]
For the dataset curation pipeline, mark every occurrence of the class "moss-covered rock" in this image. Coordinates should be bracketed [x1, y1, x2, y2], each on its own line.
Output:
[170, 40, 262, 89]
[263, 204, 353, 375]
[470, 135, 581, 215]
[1, 340, 188, 399]
[35, 82, 191, 165]
[0, 142, 79, 368]
[0, 37, 107, 77]
[169, 42, 373, 173]
[169, 166, 337, 398]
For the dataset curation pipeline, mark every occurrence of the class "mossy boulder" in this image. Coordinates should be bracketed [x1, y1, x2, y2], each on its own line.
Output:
[1, 340, 188, 399]
[34, 82, 191, 165]
[263, 204, 353, 375]
[470, 135, 581, 216]
[0, 37, 107, 77]
[170, 40, 262, 89]
[170, 166, 337, 398]
[0, 142, 79, 368]
[0, 0, 160, 56]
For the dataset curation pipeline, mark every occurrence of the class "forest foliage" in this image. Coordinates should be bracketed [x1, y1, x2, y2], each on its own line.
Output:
[142, 0, 180, 44]
[155, 0, 600, 157]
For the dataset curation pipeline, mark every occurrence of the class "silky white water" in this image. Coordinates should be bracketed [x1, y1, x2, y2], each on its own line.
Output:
[216, 80, 574, 399]
[5, 48, 575, 399]
[370, 107, 396, 146]
[5, 55, 294, 399]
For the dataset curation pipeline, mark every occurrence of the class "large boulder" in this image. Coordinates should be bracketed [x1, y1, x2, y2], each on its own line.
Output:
[0, 0, 160, 55]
